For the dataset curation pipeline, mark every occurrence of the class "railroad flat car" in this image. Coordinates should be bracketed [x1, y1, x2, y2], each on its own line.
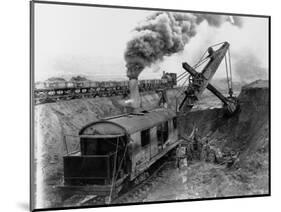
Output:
[34, 72, 177, 104]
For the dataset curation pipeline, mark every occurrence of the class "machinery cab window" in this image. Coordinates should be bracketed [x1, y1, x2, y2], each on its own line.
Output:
[141, 129, 150, 147]
[163, 121, 169, 143]
[157, 124, 163, 147]
[157, 121, 169, 146]
[81, 137, 116, 155]
[67, 135, 128, 184]
[173, 117, 177, 129]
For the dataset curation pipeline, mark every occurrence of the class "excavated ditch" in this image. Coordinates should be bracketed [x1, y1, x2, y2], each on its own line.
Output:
[34, 80, 269, 208]
[34, 89, 179, 208]
[180, 80, 269, 163]
[144, 80, 269, 201]
[114, 80, 269, 204]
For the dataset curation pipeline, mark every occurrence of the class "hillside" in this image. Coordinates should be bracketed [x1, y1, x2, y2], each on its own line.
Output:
[34, 89, 179, 207]
[34, 80, 269, 207]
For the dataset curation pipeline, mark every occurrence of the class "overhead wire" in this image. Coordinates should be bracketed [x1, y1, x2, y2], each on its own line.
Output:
[175, 52, 210, 98]
[175, 42, 235, 111]
[175, 74, 190, 98]
[177, 72, 189, 82]
[176, 71, 188, 79]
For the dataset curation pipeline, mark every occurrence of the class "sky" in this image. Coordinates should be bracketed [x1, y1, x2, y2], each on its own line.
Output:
[34, 3, 269, 82]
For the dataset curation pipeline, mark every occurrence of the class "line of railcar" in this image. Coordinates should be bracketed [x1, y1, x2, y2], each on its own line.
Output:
[34, 72, 177, 104]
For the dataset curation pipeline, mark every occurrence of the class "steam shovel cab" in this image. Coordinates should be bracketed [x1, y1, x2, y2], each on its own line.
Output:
[62, 108, 179, 196]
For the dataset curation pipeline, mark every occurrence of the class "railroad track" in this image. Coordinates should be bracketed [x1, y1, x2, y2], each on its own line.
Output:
[111, 160, 170, 204]
[34, 87, 174, 105]
[65, 157, 173, 207]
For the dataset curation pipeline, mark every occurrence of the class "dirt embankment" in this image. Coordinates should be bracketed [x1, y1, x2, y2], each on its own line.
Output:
[34, 80, 269, 207]
[34, 89, 180, 207]
[180, 80, 269, 158]
[131, 80, 269, 203]
[176, 79, 269, 197]
[34, 89, 179, 182]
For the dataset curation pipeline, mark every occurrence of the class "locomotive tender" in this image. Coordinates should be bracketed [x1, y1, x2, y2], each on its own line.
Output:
[34, 72, 177, 104]
[63, 108, 179, 196]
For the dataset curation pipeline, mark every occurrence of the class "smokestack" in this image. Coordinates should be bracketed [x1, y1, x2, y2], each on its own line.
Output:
[128, 78, 141, 112]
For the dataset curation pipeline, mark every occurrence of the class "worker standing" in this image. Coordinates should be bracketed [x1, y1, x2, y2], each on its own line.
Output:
[192, 127, 202, 160]
[176, 144, 181, 169]
[201, 139, 210, 162]
[185, 141, 193, 163]
[176, 144, 186, 169]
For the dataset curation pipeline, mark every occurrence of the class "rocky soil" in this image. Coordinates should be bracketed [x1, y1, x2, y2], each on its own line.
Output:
[34, 89, 180, 208]
[153, 80, 269, 201]
[118, 80, 269, 203]
[33, 80, 269, 208]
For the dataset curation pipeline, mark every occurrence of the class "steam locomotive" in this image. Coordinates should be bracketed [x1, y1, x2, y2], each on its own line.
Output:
[34, 72, 177, 104]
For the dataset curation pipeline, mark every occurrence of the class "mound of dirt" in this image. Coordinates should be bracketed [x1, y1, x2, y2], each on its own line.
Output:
[178, 79, 269, 196]
[137, 80, 269, 203]
[180, 80, 268, 152]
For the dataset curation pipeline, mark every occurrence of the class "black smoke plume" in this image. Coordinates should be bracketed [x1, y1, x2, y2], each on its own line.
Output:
[125, 12, 243, 79]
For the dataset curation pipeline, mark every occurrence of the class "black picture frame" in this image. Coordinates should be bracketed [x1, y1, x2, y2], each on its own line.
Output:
[30, 1, 271, 211]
